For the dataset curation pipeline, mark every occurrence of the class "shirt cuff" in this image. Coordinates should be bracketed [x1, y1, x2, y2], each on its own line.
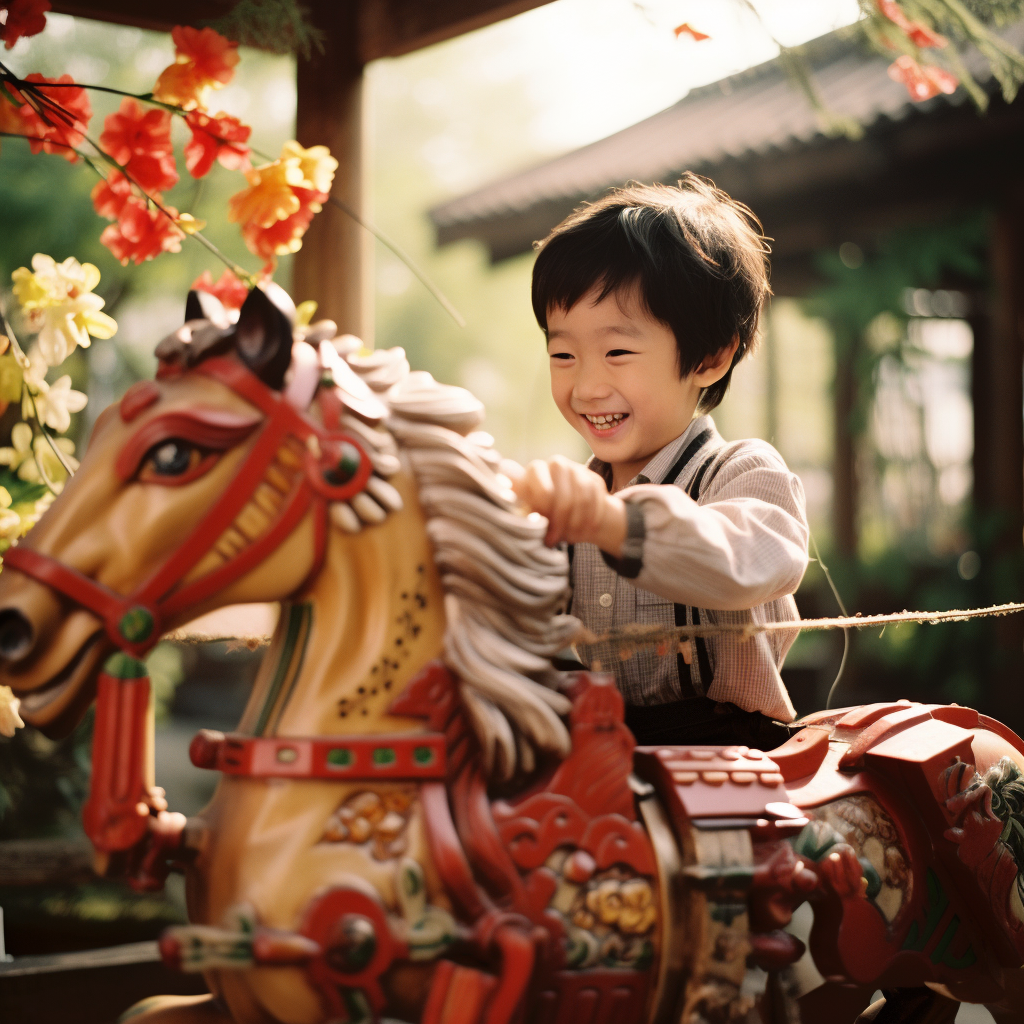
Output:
[600, 500, 645, 578]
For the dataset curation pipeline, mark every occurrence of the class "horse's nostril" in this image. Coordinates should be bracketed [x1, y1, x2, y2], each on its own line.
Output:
[0, 609, 34, 662]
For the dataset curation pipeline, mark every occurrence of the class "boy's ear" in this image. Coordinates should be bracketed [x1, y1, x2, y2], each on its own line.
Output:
[693, 334, 740, 385]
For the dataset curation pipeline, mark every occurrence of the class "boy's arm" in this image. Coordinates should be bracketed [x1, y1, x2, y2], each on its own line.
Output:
[611, 446, 809, 611]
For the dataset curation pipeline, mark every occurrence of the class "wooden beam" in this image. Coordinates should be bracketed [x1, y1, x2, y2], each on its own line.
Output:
[52, 0, 556, 58]
[0, 838, 95, 886]
[49, 0, 234, 33]
[359, 0, 554, 61]
[293, 0, 373, 343]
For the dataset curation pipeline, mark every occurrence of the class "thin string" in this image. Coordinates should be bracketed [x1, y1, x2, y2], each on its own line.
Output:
[163, 599, 1024, 650]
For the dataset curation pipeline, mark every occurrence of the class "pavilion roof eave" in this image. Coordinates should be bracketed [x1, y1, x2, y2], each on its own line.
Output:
[48, 0, 555, 61]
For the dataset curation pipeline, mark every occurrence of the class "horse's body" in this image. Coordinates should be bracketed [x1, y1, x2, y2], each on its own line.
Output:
[2, 286, 1024, 1024]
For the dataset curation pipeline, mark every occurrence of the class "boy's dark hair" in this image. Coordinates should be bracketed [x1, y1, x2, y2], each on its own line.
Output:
[531, 174, 771, 412]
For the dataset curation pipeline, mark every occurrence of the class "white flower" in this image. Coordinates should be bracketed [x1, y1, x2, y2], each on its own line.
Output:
[0, 424, 78, 490]
[34, 375, 87, 433]
[11, 254, 117, 367]
[0, 422, 35, 475]
[0, 684, 24, 737]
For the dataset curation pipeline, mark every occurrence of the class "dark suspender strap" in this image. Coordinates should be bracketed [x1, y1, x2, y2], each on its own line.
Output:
[658, 427, 714, 486]
[690, 607, 715, 694]
[668, 442, 721, 697]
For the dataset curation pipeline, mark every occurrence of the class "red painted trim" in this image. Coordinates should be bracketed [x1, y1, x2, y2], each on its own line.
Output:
[191, 730, 448, 780]
[158, 474, 313, 619]
[421, 781, 491, 921]
[81, 670, 153, 852]
[119, 381, 160, 423]
[115, 407, 263, 481]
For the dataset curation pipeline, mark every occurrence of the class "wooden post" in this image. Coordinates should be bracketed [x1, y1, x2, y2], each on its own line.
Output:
[293, 0, 373, 345]
[832, 333, 859, 558]
[978, 195, 1024, 725]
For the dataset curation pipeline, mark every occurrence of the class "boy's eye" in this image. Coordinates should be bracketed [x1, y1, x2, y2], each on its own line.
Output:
[607, 349, 636, 358]
[549, 352, 574, 360]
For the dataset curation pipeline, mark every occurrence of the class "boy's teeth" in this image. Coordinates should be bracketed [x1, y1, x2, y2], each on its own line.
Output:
[586, 413, 625, 427]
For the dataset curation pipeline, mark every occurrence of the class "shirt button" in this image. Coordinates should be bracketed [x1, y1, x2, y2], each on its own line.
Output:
[598, 593, 613, 608]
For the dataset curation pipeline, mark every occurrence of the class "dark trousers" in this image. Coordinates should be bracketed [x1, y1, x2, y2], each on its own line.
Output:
[625, 696, 794, 751]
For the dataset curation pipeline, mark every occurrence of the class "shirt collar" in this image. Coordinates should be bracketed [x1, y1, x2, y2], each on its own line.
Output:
[587, 415, 716, 490]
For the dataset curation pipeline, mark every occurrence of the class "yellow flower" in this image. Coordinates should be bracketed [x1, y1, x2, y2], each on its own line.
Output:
[0, 422, 35, 475]
[176, 212, 207, 235]
[280, 140, 337, 194]
[10, 255, 117, 366]
[0, 355, 23, 404]
[0, 424, 77, 489]
[295, 300, 317, 327]
[228, 159, 304, 230]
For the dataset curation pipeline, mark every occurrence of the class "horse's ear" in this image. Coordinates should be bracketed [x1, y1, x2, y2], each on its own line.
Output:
[233, 283, 296, 390]
[185, 289, 227, 324]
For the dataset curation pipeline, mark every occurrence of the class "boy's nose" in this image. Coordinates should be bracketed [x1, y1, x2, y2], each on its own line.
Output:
[573, 371, 613, 402]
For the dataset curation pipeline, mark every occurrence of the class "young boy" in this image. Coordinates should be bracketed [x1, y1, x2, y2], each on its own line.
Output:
[513, 175, 809, 750]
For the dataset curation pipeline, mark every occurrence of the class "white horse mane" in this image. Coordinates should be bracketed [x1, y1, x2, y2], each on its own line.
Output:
[328, 335, 577, 780]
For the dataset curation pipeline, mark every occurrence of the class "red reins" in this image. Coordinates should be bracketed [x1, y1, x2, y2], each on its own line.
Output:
[3, 353, 372, 657]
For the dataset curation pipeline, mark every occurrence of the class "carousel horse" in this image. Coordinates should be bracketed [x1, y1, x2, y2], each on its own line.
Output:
[3, 284, 1024, 1024]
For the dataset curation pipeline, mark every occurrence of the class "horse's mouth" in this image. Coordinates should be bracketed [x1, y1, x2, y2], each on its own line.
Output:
[16, 633, 106, 724]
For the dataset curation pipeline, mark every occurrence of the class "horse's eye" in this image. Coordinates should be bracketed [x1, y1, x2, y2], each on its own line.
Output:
[139, 439, 207, 482]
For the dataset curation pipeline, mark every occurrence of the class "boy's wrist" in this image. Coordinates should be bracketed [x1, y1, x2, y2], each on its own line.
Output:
[594, 495, 628, 558]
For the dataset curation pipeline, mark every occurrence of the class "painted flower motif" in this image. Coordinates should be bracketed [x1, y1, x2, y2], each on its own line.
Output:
[11, 254, 117, 365]
[184, 110, 251, 178]
[191, 267, 249, 310]
[153, 26, 239, 111]
[888, 54, 958, 101]
[99, 98, 178, 194]
[0, 0, 51, 50]
[15, 73, 91, 162]
[0, 684, 24, 737]
[100, 199, 185, 265]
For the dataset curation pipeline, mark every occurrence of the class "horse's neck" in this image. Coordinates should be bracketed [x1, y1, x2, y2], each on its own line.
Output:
[238, 477, 447, 738]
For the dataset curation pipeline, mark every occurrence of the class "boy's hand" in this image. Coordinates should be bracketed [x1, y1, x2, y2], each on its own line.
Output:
[511, 455, 628, 554]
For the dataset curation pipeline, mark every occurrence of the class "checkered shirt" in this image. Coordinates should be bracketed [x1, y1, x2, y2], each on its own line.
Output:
[570, 416, 808, 721]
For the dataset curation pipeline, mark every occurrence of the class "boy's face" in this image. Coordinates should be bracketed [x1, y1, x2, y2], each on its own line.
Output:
[546, 287, 704, 483]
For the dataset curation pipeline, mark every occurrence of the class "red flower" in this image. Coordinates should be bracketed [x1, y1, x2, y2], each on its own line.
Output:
[673, 23, 710, 42]
[241, 203, 317, 263]
[0, 83, 31, 139]
[184, 110, 251, 178]
[99, 98, 178, 193]
[100, 197, 184, 265]
[876, 0, 947, 49]
[153, 26, 239, 111]
[1, 0, 51, 50]
[90, 169, 134, 220]
[15, 73, 91, 162]
[191, 268, 249, 310]
[172, 26, 239, 86]
[888, 54, 958, 101]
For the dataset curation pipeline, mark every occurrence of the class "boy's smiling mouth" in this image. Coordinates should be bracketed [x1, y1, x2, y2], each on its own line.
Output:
[582, 412, 629, 433]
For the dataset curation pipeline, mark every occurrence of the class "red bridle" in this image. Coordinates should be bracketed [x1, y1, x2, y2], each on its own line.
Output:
[3, 353, 373, 658]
